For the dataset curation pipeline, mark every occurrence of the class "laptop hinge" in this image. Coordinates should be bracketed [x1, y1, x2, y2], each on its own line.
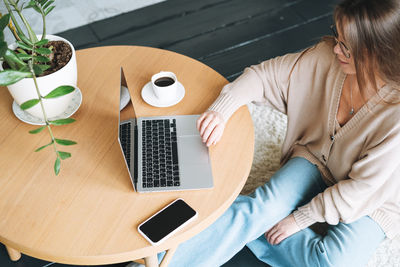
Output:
[133, 124, 138, 190]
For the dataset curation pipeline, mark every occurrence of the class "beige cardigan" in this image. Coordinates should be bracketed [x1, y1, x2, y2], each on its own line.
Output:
[209, 41, 400, 239]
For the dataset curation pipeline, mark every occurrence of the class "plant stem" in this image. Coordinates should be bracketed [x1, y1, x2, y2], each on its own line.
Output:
[7, 0, 38, 43]
[28, 61, 59, 158]
[3, 0, 26, 41]
[40, 8, 46, 40]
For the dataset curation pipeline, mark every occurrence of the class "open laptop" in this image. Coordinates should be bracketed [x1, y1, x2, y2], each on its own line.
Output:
[117, 68, 214, 192]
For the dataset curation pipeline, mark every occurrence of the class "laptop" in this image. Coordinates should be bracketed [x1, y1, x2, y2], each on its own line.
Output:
[117, 68, 214, 193]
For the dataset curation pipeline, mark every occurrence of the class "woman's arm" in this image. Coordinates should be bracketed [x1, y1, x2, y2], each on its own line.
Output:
[294, 130, 400, 229]
[265, 131, 400, 245]
[198, 48, 310, 145]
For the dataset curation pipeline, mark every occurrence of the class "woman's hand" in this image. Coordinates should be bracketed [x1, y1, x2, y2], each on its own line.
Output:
[196, 111, 225, 147]
[265, 214, 300, 245]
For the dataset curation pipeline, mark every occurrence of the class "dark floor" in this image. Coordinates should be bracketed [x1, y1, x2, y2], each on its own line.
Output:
[1, 0, 338, 266]
[58, 0, 339, 81]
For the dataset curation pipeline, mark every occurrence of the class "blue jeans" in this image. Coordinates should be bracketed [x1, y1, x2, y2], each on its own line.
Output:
[167, 157, 385, 267]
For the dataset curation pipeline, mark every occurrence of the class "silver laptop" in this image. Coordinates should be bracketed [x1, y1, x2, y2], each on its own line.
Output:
[117, 68, 214, 193]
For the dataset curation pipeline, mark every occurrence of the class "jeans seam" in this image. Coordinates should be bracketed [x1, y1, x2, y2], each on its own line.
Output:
[316, 241, 330, 267]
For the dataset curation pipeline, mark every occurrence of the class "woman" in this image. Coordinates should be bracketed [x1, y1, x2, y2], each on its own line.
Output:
[167, 0, 400, 266]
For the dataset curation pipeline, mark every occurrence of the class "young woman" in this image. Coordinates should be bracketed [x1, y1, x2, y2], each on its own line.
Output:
[167, 0, 400, 266]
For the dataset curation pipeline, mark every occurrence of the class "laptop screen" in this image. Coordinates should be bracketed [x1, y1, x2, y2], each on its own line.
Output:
[118, 67, 138, 190]
[118, 68, 137, 127]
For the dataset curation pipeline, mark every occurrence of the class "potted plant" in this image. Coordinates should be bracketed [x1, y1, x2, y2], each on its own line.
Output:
[0, 0, 78, 175]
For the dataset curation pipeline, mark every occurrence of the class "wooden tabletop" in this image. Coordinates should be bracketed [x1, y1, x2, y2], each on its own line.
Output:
[0, 46, 254, 265]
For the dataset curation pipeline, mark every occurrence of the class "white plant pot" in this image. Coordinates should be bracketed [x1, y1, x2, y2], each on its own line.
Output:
[5, 35, 77, 120]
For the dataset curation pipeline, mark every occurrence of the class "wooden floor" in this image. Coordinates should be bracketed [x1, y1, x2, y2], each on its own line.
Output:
[0, 0, 338, 266]
[59, 0, 338, 81]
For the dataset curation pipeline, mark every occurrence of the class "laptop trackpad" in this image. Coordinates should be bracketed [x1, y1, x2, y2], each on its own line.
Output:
[178, 136, 209, 164]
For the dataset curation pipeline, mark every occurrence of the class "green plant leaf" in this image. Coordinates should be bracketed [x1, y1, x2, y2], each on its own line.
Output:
[36, 47, 51, 55]
[0, 31, 4, 42]
[54, 157, 60, 175]
[17, 41, 32, 51]
[35, 39, 49, 46]
[49, 118, 76, 126]
[35, 141, 53, 152]
[0, 14, 10, 31]
[43, 0, 54, 10]
[32, 5, 42, 14]
[0, 70, 32, 86]
[58, 151, 71, 160]
[37, 64, 50, 71]
[55, 139, 77, 146]
[17, 54, 32, 61]
[4, 49, 27, 69]
[16, 48, 28, 54]
[29, 126, 45, 134]
[18, 65, 30, 72]
[0, 41, 7, 58]
[33, 64, 43, 75]
[45, 6, 55, 15]
[20, 98, 40, 110]
[19, 35, 34, 46]
[34, 55, 50, 63]
[25, 1, 36, 9]
[44, 86, 75, 99]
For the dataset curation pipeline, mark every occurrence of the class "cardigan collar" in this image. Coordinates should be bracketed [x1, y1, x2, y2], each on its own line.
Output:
[329, 70, 393, 138]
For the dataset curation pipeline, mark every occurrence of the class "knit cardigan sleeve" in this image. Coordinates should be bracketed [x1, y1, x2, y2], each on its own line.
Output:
[208, 50, 306, 121]
[294, 124, 400, 228]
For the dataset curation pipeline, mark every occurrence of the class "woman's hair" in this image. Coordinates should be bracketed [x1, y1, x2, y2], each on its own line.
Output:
[334, 0, 400, 98]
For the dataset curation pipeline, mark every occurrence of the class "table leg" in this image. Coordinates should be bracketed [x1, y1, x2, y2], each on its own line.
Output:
[160, 245, 177, 267]
[144, 245, 178, 267]
[144, 254, 159, 267]
[5, 246, 21, 261]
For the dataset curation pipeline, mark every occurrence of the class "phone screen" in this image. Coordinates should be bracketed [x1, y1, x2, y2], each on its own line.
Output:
[139, 199, 197, 244]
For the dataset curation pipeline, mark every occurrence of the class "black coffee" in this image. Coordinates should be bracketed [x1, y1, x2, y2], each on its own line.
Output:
[155, 77, 175, 87]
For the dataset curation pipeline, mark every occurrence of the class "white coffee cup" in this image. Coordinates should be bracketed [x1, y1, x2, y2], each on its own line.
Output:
[151, 71, 178, 101]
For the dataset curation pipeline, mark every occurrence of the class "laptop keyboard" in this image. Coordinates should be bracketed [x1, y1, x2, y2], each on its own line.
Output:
[142, 119, 180, 188]
[119, 122, 132, 170]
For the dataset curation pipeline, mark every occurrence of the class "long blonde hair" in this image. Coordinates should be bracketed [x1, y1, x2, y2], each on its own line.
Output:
[334, 0, 400, 99]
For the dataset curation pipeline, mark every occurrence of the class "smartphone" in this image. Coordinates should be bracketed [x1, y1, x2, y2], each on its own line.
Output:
[138, 198, 198, 245]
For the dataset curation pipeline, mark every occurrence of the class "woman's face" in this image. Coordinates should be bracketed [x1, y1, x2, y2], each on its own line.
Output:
[333, 24, 356, 75]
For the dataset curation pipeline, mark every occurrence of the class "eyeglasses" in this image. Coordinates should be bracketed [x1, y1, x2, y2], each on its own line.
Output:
[330, 25, 351, 58]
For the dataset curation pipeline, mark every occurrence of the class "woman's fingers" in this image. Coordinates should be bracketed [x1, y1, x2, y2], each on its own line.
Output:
[197, 111, 225, 146]
[204, 117, 226, 146]
[269, 230, 282, 245]
[196, 112, 207, 131]
[199, 115, 214, 136]
[207, 124, 224, 146]
[266, 227, 281, 245]
[203, 119, 219, 143]
[204, 123, 221, 146]
[274, 234, 286, 245]
[265, 226, 278, 244]
[264, 214, 300, 245]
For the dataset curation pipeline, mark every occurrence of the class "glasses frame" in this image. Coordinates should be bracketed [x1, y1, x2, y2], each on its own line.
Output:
[330, 25, 351, 58]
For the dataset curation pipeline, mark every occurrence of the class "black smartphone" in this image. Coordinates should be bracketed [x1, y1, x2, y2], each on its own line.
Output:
[138, 198, 198, 245]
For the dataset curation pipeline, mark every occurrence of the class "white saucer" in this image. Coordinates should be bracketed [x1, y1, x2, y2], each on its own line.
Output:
[120, 85, 130, 110]
[141, 81, 185, 108]
[12, 86, 83, 125]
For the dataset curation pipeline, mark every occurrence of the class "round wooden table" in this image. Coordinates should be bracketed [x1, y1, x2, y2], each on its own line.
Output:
[0, 46, 254, 266]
